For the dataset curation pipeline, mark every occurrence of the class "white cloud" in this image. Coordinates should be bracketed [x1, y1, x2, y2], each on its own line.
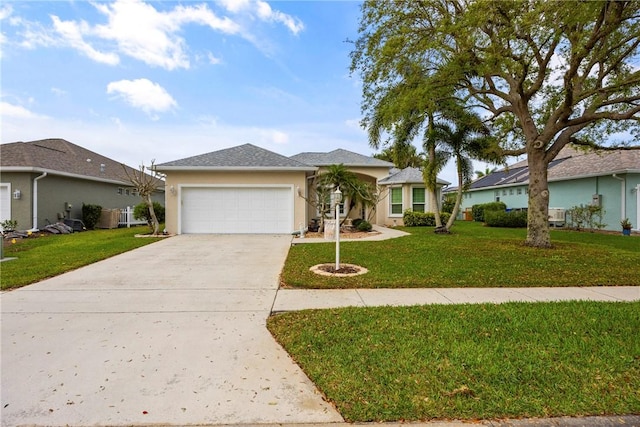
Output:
[0, 101, 48, 119]
[106, 78, 177, 118]
[255, 1, 304, 35]
[208, 52, 223, 65]
[51, 15, 120, 65]
[51, 87, 67, 97]
[5, 0, 303, 69]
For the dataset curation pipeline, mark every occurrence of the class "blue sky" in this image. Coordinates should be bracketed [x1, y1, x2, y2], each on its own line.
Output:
[1, 0, 481, 184]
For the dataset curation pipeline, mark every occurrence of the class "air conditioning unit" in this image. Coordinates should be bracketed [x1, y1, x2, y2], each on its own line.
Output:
[548, 208, 566, 227]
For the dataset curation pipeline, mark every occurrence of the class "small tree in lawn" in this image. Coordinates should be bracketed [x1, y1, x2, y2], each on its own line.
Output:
[122, 161, 164, 235]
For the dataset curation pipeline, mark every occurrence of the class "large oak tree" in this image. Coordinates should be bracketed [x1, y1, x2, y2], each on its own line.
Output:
[351, 0, 640, 247]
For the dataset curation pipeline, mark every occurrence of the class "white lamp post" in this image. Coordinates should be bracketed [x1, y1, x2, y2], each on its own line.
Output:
[334, 186, 342, 270]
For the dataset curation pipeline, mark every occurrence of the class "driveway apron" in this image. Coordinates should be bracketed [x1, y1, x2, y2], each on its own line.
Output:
[1, 234, 343, 426]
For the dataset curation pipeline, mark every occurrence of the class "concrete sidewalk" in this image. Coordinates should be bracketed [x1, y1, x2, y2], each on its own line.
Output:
[273, 286, 640, 312]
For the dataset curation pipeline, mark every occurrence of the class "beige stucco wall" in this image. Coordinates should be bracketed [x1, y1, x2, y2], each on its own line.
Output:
[379, 184, 444, 227]
[163, 170, 309, 234]
[309, 166, 393, 226]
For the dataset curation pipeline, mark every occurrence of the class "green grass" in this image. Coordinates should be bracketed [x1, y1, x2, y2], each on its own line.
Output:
[268, 301, 640, 422]
[283, 221, 640, 288]
[1, 227, 163, 290]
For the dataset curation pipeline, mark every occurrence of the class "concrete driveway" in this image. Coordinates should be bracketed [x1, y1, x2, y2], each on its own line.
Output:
[1, 234, 343, 426]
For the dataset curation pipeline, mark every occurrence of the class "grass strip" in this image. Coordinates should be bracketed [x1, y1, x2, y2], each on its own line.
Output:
[1, 227, 163, 290]
[268, 301, 640, 422]
[283, 222, 640, 288]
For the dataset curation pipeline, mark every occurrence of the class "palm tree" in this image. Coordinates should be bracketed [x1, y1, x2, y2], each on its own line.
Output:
[475, 166, 497, 179]
[431, 112, 494, 231]
[314, 164, 376, 227]
[373, 144, 423, 169]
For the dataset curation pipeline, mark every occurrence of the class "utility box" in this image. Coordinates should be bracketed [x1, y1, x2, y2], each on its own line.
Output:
[592, 194, 602, 206]
[98, 209, 121, 229]
[548, 208, 566, 227]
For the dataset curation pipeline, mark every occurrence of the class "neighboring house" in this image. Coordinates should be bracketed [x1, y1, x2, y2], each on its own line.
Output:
[156, 143, 450, 234]
[0, 138, 164, 230]
[455, 145, 640, 231]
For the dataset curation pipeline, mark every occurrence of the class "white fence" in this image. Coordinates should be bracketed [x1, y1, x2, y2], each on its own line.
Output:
[118, 206, 147, 228]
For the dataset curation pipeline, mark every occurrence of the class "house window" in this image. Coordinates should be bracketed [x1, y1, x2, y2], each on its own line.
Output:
[412, 187, 425, 212]
[502, 190, 507, 196]
[509, 189, 514, 195]
[390, 187, 403, 215]
[117, 187, 123, 195]
[125, 189, 130, 196]
[316, 192, 345, 217]
[517, 188, 522, 195]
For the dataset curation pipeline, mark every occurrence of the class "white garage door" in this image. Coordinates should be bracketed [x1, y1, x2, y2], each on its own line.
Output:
[181, 186, 293, 234]
[0, 184, 10, 224]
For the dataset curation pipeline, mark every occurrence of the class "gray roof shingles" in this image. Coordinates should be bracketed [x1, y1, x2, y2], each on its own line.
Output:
[378, 167, 450, 185]
[468, 145, 640, 190]
[156, 143, 315, 170]
[290, 149, 394, 167]
[0, 138, 147, 184]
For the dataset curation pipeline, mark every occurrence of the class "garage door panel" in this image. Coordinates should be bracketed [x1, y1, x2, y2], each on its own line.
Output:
[181, 187, 292, 234]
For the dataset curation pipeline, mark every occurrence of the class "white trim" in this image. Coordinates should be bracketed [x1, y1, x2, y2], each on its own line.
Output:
[389, 186, 403, 217]
[635, 184, 640, 231]
[0, 183, 11, 225]
[155, 166, 316, 172]
[0, 166, 160, 188]
[177, 184, 294, 234]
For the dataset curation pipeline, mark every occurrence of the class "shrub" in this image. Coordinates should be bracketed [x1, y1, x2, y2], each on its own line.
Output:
[351, 218, 364, 228]
[485, 210, 528, 228]
[134, 201, 165, 226]
[471, 202, 507, 222]
[1, 219, 18, 232]
[356, 220, 372, 232]
[82, 203, 102, 229]
[402, 210, 452, 227]
[566, 204, 606, 231]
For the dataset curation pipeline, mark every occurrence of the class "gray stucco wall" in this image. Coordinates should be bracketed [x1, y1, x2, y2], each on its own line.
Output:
[1, 172, 164, 230]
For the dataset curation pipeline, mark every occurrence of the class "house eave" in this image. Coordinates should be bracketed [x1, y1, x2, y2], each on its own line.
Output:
[0, 166, 162, 189]
[154, 166, 318, 172]
[466, 168, 640, 192]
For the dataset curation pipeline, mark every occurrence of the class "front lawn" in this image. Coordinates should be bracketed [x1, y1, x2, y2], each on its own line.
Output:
[282, 222, 639, 288]
[268, 301, 640, 422]
[1, 227, 163, 290]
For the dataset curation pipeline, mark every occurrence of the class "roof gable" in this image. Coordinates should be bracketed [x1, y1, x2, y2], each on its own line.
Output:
[290, 149, 394, 168]
[0, 138, 148, 185]
[378, 167, 450, 186]
[156, 143, 315, 170]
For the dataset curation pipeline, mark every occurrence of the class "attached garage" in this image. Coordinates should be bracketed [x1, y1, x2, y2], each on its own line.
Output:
[180, 186, 293, 234]
[156, 144, 316, 235]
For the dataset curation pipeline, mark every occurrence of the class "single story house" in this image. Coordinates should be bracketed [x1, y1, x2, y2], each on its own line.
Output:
[455, 145, 640, 231]
[155, 143, 450, 234]
[0, 138, 164, 230]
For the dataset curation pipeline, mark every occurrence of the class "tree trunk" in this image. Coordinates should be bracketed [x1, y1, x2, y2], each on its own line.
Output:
[446, 162, 465, 230]
[145, 195, 160, 235]
[525, 149, 551, 248]
[426, 142, 443, 228]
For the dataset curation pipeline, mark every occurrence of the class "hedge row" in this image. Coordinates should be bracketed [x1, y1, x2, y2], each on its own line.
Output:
[403, 210, 452, 227]
[471, 202, 507, 222]
[485, 210, 528, 228]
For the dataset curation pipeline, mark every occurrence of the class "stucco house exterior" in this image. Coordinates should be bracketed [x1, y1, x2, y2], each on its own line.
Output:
[455, 145, 640, 231]
[0, 138, 164, 230]
[156, 144, 449, 234]
[378, 167, 450, 226]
